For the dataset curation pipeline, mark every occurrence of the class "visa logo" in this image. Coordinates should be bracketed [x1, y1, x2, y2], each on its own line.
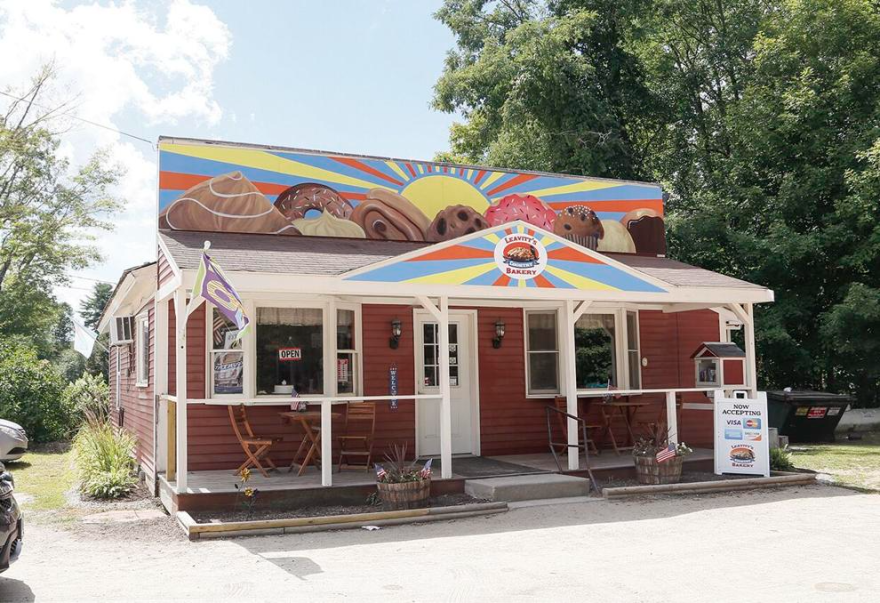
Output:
[726, 420, 741, 426]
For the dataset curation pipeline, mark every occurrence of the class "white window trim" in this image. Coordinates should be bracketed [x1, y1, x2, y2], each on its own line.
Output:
[135, 312, 149, 388]
[524, 306, 642, 397]
[206, 297, 363, 400]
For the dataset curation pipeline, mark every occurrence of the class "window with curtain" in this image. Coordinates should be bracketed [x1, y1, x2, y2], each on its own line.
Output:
[336, 308, 359, 395]
[574, 314, 617, 388]
[526, 311, 559, 394]
[256, 307, 323, 395]
[211, 308, 243, 395]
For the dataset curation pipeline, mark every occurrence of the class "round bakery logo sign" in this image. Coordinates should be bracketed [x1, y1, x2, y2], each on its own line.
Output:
[494, 233, 548, 281]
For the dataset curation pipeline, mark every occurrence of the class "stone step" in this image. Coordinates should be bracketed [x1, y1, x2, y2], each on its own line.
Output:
[464, 473, 591, 502]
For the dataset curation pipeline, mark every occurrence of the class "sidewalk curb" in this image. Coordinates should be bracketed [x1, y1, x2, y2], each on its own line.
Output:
[602, 471, 816, 499]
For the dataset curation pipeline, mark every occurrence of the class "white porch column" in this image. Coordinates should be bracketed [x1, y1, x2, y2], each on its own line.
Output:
[666, 391, 678, 446]
[562, 300, 580, 470]
[154, 298, 169, 396]
[321, 297, 336, 487]
[173, 289, 188, 493]
[744, 303, 758, 398]
[438, 296, 452, 479]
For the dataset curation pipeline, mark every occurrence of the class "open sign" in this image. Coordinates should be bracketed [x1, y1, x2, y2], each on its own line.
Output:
[278, 347, 302, 362]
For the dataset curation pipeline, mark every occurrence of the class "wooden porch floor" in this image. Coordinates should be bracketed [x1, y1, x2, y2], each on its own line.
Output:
[160, 448, 714, 495]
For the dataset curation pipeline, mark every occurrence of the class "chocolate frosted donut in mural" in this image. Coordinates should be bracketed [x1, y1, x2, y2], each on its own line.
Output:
[427, 205, 489, 242]
[553, 205, 604, 250]
[273, 182, 353, 221]
[351, 188, 430, 241]
[159, 172, 299, 235]
[621, 209, 666, 255]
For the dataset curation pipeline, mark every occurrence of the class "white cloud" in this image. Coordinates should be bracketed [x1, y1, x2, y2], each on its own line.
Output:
[0, 0, 231, 315]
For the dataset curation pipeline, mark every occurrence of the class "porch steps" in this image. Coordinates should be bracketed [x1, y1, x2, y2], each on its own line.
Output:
[464, 474, 591, 502]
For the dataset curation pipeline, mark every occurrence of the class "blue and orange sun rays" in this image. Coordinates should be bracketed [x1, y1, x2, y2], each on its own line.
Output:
[158, 143, 664, 222]
[344, 224, 666, 293]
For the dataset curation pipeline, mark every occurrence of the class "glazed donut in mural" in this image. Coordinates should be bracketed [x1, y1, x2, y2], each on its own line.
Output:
[427, 205, 489, 242]
[273, 182, 353, 221]
[484, 194, 556, 231]
[159, 172, 300, 235]
[553, 205, 605, 250]
[351, 188, 431, 241]
[597, 220, 637, 254]
[621, 208, 666, 255]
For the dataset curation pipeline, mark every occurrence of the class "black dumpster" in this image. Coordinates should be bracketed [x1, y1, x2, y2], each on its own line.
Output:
[767, 390, 853, 443]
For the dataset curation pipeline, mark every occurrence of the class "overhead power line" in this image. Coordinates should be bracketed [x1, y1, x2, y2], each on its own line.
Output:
[0, 90, 155, 147]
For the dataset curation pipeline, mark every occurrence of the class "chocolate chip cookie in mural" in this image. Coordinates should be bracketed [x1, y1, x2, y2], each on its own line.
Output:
[274, 182, 353, 221]
[622, 209, 666, 255]
[351, 188, 430, 241]
[427, 205, 489, 242]
[292, 212, 366, 238]
[159, 172, 299, 235]
[484, 194, 556, 231]
[553, 205, 604, 250]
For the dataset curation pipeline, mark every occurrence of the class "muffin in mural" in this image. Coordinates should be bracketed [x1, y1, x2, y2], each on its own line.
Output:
[553, 205, 604, 250]
[484, 194, 556, 231]
[159, 172, 299, 235]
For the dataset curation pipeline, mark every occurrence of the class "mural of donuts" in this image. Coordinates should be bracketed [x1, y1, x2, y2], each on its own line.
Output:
[158, 139, 667, 255]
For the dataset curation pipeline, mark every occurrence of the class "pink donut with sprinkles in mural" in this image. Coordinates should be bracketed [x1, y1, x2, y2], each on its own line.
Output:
[484, 193, 556, 230]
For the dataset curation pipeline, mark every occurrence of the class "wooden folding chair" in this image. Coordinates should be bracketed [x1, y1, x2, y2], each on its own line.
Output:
[554, 396, 600, 455]
[337, 402, 377, 472]
[227, 405, 280, 478]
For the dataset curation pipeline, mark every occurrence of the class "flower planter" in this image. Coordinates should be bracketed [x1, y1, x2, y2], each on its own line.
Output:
[633, 454, 684, 485]
[376, 479, 431, 510]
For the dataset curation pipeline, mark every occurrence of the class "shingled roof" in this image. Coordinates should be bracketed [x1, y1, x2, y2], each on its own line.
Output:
[159, 229, 768, 293]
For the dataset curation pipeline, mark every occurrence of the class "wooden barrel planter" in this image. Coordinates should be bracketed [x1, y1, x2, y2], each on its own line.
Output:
[633, 455, 684, 485]
[376, 479, 431, 510]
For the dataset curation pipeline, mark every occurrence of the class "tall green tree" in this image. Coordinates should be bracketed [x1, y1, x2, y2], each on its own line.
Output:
[80, 282, 112, 381]
[0, 65, 121, 348]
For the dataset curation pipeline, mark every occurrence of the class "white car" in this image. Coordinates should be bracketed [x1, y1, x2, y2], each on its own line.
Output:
[0, 421, 28, 462]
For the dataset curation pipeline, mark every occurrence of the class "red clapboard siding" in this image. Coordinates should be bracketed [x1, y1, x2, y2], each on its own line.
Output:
[157, 247, 174, 287]
[110, 304, 155, 480]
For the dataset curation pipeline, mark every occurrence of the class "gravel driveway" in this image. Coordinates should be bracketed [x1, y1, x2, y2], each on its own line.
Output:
[1, 484, 877, 602]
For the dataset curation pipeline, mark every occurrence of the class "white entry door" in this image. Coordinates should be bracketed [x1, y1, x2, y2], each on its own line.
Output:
[415, 311, 479, 457]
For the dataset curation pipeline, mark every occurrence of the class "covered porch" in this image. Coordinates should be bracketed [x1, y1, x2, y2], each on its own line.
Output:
[153, 222, 772, 504]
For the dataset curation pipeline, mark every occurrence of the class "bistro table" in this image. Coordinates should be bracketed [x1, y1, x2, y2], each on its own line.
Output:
[583, 398, 652, 455]
[279, 410, 343, 476]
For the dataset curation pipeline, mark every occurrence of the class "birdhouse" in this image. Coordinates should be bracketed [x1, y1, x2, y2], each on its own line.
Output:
[691, 342, 746, 387]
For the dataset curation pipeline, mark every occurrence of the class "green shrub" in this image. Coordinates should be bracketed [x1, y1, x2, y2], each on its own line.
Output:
[73, 421, 137, 499]
[770, 447, 795, 472]
[62, 373, 110, 424]
[0, 339, 74, 442]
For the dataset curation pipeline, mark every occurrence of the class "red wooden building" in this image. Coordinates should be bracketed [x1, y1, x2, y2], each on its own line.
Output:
[99, 138, 772, 511]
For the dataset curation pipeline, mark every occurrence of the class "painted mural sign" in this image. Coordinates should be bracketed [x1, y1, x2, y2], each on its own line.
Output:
[158, 139, 667, 255]
[345, 222, 666, 292]
[714, 393, 770, 477]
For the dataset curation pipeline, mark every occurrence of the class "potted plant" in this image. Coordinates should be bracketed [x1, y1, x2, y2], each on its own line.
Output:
[375, 444, 432, 510]
[632, 424, 693, 485]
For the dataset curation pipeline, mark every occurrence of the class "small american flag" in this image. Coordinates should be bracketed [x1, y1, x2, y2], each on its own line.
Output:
[420, 458, 433, 479]
[375, 464, 387, 480]
[656, 444, 676, 463]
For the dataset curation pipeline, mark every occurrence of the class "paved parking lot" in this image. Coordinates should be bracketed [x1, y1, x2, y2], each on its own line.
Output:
[1, 485, 878, 602]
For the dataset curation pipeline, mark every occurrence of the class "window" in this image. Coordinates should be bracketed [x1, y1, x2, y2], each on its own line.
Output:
[574, 314, 617, 388]
[336, 309, 359, 395]
[210, 309, 244, 396]
[421, 322, 459, 388]
[526, 311, 559, 394]
[256, 307, 323, 395]
[135, 314, 149, 387]
[626, 311, 641, 389]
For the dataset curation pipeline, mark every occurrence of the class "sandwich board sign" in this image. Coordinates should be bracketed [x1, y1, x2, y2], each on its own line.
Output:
[714, 392, 770, 477]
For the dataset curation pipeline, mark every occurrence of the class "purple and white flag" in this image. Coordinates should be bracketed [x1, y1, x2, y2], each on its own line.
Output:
[186, 247, 251, 343]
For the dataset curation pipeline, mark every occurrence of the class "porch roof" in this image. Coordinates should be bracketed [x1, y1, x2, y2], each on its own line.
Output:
[159, 229, 767, 295]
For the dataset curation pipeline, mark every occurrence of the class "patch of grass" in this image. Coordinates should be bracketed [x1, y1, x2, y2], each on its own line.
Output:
[790, 432, 880, 492]
[6, 444, 76, 514]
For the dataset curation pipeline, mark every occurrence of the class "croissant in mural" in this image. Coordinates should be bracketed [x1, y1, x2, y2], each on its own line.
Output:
[157, 141, 668, 256]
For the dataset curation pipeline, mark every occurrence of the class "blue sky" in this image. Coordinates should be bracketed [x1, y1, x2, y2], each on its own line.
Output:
[0, 0, 459, 314]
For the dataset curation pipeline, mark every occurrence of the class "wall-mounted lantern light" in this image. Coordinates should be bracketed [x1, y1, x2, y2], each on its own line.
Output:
[390, 319, 403, 349]
[493, 319, 506, 349]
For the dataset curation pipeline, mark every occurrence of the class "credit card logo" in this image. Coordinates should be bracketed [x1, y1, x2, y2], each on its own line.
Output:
[744, 418, 761, 429]
[745, 431, 762, 441]
[725, 429, 743, 440]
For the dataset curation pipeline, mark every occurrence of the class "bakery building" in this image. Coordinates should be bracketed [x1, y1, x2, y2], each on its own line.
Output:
[100, 137, 773, 511]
